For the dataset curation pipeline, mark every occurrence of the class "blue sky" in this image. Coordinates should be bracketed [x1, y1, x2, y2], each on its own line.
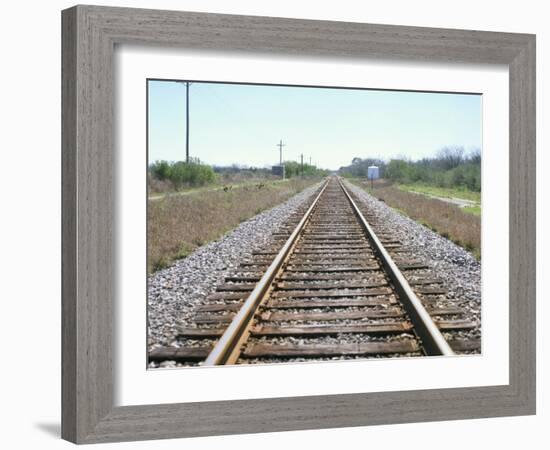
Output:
[148, 80, 481, 170]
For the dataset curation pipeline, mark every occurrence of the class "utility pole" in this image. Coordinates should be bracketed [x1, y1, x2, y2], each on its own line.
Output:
[277, 140, 286, 166]
[176, 80, 193, 163]
[185, 81, 190, 163]
[301, 153, 304, 176]
[309, 156, 312, 166]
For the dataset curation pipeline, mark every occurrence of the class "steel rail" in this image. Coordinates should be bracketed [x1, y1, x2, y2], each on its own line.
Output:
[203, 180, 330, 365]
[338, 178, 454, 356]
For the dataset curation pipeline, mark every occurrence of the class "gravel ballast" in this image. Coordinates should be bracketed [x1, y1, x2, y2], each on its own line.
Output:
[147, 182, 322, 353]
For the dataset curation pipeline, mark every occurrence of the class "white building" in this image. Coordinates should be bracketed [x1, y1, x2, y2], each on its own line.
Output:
[367, 165, 379, 180]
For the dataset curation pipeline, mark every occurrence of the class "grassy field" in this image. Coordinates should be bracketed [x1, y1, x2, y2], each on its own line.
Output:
[149, 178, 288, 201]
[397, 183, 481, 203]
[462, 205, 482, 216]
[353, 180, 481, 259]
[148, 178, 319, 273]
[398, 183, 481, 217]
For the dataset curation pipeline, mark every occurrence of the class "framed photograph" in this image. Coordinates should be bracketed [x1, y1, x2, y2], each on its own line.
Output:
[62, 5, 536, 444]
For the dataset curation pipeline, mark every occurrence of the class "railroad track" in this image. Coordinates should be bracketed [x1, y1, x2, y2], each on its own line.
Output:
[149, 177, 479, 367]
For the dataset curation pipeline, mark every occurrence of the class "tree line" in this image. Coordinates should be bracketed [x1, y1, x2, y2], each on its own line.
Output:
[339, 146, 481, 191]
[284, 161, 330, 178]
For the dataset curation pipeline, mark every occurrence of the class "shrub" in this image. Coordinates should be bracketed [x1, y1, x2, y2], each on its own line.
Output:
[149, 159, 216, 189]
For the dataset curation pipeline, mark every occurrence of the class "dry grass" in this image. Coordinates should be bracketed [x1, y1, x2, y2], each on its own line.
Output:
[147, 174, 172, 194]
[355, 181, 481, 259]
[148, 178, 319, 273]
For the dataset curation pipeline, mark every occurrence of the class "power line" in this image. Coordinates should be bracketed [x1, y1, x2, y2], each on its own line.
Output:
[202, 84, 233, 111]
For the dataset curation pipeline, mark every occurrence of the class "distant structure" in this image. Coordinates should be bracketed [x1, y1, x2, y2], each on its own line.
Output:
[272, 165, 286, 179]
[367, 165, 379, 189]
[367, 165, 380, 180]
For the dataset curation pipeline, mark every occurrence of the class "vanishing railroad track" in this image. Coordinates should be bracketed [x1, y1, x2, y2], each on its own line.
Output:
[150, 177, 479, 366]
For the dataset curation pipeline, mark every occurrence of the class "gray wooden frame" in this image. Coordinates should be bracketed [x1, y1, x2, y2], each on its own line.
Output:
[62, 5, 536, 444]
